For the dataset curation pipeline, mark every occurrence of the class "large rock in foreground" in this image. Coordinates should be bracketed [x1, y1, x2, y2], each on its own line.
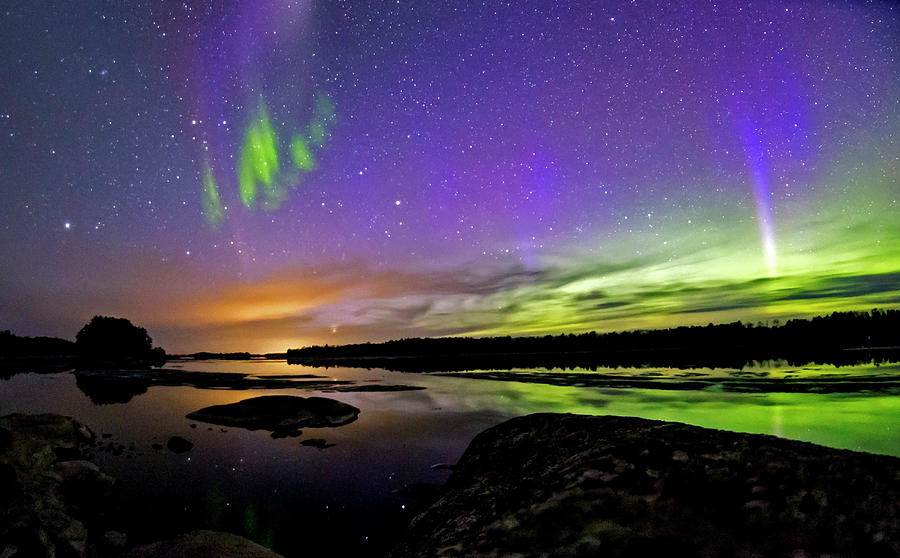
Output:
[392, 413, 900, 557]
[0, 413, 116, 557]
[186, 395, 359, 432]
[127, 529, 283, 558]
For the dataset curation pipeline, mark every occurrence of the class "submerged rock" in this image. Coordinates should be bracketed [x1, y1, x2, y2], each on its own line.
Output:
[186, 395, 359, 432]
[332, 384, 427, 392]
[126, 529, 283, 558]
[392, 413, 900, 558]
[167, 436, 193, 454]
[300, 438, 335, 449]
[72, 368, 356, 404]
[270, 429, 303, 439]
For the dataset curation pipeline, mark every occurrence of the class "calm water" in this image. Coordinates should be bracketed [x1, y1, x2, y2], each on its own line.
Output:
[1, 359, 898, 556]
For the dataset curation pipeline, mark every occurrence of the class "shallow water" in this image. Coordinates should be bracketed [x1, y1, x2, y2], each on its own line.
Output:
[1, 359, 898, 556]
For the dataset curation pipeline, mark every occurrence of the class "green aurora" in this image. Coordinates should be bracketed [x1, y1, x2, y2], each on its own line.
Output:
[206, 94, 336, 223]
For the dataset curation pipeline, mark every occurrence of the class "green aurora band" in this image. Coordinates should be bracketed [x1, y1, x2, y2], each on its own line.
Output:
[462, 188, 900, 337]
[291, 137, 315, 171]
[202, 162, 224, 227]
[203, 94, 336, 224]
[290, 94, 337, 171]
[238, 102, 281, 210]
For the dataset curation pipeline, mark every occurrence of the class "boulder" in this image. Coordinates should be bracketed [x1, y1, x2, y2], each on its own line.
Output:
[392, 413, 900, 557]
[126, 529, 283, 558]
[186, 395, 359, 432]
[0, 413, 113, 558]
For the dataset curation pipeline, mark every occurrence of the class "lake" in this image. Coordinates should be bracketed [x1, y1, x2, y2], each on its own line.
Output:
[1, 359, 898, 556]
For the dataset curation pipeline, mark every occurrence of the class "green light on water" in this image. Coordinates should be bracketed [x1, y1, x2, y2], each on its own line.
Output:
[202, 163, 224, 227]
[238, 102, 281, 209]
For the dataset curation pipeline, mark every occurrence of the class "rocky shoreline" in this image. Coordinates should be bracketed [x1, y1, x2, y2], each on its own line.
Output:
[0, 413, 282, 558]
[4, 411, 898, 557]
[0, 413, 120, 557]
[391, 413, 900, 557]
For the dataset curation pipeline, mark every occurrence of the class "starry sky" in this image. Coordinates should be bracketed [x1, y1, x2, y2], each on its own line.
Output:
[1, 1, 898, 353]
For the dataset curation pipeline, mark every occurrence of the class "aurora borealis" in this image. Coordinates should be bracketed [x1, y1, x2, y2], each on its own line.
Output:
[0, 1, 897, 353]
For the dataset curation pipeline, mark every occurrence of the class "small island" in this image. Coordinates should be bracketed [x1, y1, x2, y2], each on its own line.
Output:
[74, 316, 166, 368]
[185, 395, 361, 432]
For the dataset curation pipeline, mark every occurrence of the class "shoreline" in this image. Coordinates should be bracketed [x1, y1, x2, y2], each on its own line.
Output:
[4, 410, 898, 557]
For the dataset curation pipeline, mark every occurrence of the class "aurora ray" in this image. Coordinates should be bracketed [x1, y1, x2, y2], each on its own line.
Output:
[739, 118, 779, 277]
[201, 162, 224, 228]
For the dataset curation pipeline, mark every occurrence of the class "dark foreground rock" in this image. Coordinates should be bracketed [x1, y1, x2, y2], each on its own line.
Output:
[126, 529, 283, 558]
[392, 413, 900, 558]
[186, 395, 360, 432]
[1, 414, 285, 557]
[0, 413, 116, 557]
[166, 435, 193, 453]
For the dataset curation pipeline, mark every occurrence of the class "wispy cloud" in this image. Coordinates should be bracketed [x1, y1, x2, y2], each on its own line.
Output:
[146, 250, 900, 352]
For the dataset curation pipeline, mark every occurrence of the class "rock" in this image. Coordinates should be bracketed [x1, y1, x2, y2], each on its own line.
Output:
[185, 395, 359, 432]
[167, 436, 193, 453]
[151, 443, 163, 451]
[0, 413, 114, 558]
[270, 429, 303, 439]
[391, 413, 900, 558]
[0, 462, 19, 503]
[99, 530, 127, 554]
[53, 444, 83, 461]
[58, 460, 116, 505]
[0, 426, 12, 449]
[126, 529, 283, 558]
[300, 438, 335, 449]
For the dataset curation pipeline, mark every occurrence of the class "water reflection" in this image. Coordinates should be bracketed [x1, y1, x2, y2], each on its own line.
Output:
[0, 359, 898, 556]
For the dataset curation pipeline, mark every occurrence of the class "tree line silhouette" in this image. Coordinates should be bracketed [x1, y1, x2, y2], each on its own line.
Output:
[0, 330, 75, 357]
[1, 316, 165, 372]
[286, 309, 900, 371]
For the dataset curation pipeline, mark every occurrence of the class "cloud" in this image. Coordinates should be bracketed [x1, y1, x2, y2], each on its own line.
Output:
[73, 250, 900, 353]
[777, 272, 900, 302]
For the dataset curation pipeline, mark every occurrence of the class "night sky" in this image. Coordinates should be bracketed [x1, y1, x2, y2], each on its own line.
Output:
[1, 1, 897, 353]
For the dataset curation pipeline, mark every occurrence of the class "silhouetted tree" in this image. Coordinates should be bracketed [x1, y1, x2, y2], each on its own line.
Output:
[75, 316, 166, 366]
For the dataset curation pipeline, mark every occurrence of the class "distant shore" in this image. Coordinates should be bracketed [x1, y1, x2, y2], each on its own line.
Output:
[285, 346, 900, 372]
[286, 309, 900, 371]
[4, 309, 899, 373]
